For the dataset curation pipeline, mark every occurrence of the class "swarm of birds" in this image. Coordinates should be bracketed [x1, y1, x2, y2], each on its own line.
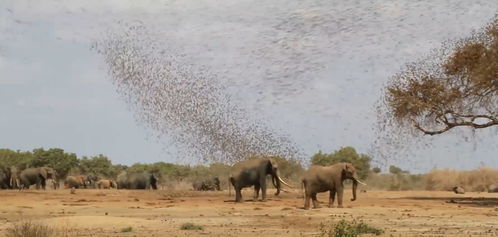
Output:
[93, 23, 301, 164]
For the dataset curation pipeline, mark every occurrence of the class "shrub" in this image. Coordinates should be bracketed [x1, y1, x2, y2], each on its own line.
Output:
[6, 221, 54, 237]
[319, 219, 384, 237]
[180, 223, 203, 230]
[121, 226, 133, 232]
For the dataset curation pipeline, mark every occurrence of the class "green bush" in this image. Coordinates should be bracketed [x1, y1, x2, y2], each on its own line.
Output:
[180, 223, 203, 231]
[319, 219, 384, 237]
[120, 227, 133, 232]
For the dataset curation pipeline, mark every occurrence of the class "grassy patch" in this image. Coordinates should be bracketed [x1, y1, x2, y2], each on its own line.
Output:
[319, 219, 384, 237]
[6, 220, 54, 237]
[180, 222, 204, 231]
[121, 227, 133, 232]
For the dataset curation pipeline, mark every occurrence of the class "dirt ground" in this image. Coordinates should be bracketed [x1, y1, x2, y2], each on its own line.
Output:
[0, 189, 497, 236]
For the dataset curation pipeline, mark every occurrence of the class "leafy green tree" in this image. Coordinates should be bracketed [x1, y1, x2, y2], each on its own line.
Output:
[79, 155, 115, 177]
[0, 149, 34, 169]
[311, 147, 372, 179]
[389, 165, 408, 175]
[31, 148, 79, 178]
[372, 167, 381, 174]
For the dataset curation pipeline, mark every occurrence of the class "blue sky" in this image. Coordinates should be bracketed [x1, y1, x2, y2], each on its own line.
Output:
[1, 0, 497, 172]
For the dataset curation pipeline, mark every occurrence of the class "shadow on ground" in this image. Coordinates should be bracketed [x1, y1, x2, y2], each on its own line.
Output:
[405, 196, 498, 207]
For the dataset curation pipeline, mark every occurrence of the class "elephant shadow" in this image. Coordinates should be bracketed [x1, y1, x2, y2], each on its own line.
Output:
[406, 196, 498, 207]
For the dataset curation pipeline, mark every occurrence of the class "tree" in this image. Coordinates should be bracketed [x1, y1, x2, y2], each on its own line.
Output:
[381, 17, 498, 135]
[79, 155, 115, 177]
[372, 167, 381, 174]
[311, 147, 372, 179]
[31, 148, 79, 178]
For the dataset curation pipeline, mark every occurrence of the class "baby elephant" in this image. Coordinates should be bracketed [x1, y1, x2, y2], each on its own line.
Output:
[193, 177, 221, 191]
[97, 179, 117, 189]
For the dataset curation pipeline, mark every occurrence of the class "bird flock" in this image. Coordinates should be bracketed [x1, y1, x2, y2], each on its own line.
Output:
[94, 23, 301, 164]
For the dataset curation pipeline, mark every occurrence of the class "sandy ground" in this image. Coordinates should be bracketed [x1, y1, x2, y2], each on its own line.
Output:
[0, 189, 497, 236]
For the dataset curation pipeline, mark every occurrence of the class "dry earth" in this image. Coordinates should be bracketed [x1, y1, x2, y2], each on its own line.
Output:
[0, 189, 497, 236]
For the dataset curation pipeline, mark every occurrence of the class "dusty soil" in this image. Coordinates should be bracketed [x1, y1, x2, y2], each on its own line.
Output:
[0, 189, 497, 236]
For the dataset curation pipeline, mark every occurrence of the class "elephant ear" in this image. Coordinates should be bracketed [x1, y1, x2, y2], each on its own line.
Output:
[39, 168, 48, 179]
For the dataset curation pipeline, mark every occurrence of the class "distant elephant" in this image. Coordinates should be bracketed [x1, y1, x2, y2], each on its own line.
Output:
[488, 185, 498, 193]
[302, 162, 366, 210]
[193, 177, 221, 191]
[97, 179, 117, 189]
[0, 166, 20, 189]
[9, 166, 20, 189]
[229, 157, 293, 202]
[453, 186, 465, 194]
[0, 167, 10, 189]
[19, 167, 57, 190]
[116, 171, 157, 189]
[64, 175, 86, 189]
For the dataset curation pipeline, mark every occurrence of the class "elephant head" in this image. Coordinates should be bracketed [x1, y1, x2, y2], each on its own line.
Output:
[266, 159, 293, 196]
[341, 163, 366, 201]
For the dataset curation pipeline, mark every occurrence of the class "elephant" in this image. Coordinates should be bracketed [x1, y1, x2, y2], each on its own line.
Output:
[116, 171, 157, 189]
[65, 175, 97, 189]
[97, 179, 117, 189]
[19, 167, 57, 190]
[0, 166, 20, 189]
[0, 167, 10, 189]
[64, 175, 86, 189]
[193, 177, 221, 191]
[488, 185, 498, 193]
[9, 166, 20, 189]
[229, 157, 293, 202]
[302, 162, 366, 210]
[453, 186, 465, 194]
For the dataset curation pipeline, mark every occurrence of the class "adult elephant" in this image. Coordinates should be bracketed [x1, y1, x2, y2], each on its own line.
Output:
[97, 179, 117, 189]
[116, 171, 157, 189]
[9, 166, 20, 189]
[193, 177, 221, 191]
[302, 162, 366, 210]
[19, 167, 57, 190]
[229, 157, 292, 202]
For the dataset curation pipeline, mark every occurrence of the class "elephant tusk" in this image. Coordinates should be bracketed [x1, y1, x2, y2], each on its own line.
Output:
[278, 177, 293, 188]
[354, 178, 367, 186]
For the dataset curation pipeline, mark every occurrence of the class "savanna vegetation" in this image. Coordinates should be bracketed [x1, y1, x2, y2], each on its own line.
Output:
[2, 146, 495, 192]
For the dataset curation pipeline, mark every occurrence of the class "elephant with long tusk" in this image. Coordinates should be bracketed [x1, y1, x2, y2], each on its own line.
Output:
[229, 157, 293, 202]
[302, 162, 366, 210]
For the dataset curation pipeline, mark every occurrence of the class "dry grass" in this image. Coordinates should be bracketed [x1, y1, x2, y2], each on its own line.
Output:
[365, 167, 498, 192]
[425, 167, 498, 192]
[6, 218, 77, 237]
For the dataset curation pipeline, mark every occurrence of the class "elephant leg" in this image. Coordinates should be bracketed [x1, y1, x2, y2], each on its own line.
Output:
[41, 179, 46, 190]
[235, 187, 243, 203]
[329, 188, 336, 208]
[311, 193, 320, 208]
[337, 186, 344, 208]
[260, 176, 267, 201]
[253, 184, 260, 201]
[304, 189, 312, 210]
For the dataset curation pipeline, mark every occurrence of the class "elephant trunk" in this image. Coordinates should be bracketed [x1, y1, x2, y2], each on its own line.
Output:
[351, 179, 358, 201]
[272, 174, 281, 196]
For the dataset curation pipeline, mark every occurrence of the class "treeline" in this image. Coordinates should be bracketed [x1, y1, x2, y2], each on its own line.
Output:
[0, 148, 307, 188]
